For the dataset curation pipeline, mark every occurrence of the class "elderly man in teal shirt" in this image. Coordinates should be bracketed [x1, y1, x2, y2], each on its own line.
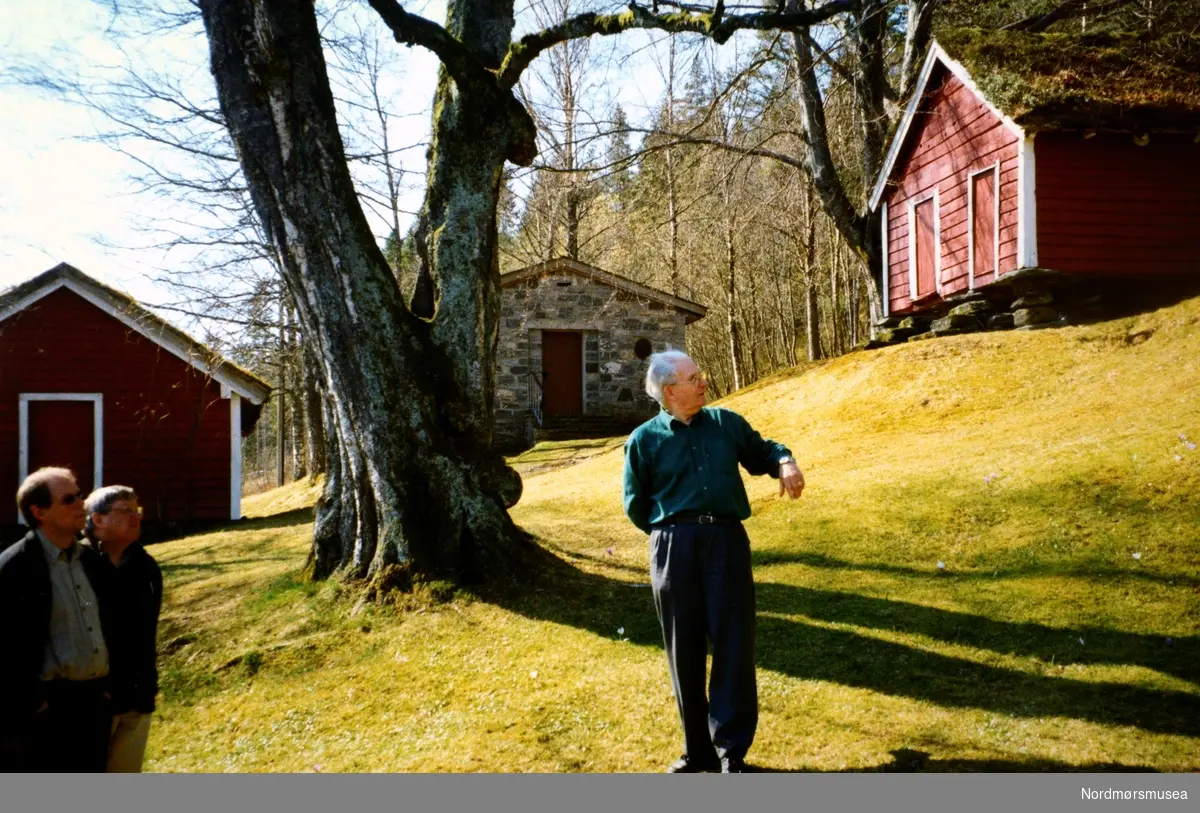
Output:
[624, 350, 804, 773]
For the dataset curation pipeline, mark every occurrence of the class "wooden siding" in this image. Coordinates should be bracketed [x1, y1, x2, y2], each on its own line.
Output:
[27, 400, 97, 494]
[1036, 133, 1200, 275]
[884, 69, 1021, 313]
[0, 287, 233, 524]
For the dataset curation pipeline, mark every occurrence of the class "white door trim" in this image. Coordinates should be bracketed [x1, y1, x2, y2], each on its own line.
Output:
[907, 189, 942, 300]
[1017, 135, 1039, 269]
[967, 161, 1002, 289]
[230, 393, 243, 520]
[19, 393, 103, 490]
[880, 201, 890, 317]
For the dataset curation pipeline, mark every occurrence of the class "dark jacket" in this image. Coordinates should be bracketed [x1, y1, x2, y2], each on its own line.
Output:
[101, 544, 163, 714]
[0, 530, 114, 736]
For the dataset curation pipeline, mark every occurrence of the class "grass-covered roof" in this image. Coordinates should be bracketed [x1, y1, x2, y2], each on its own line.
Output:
[936, 27, 1200, 132]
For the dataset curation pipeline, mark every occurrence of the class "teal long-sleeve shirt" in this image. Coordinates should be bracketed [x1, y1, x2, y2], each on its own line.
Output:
[623, 406, 793, 534]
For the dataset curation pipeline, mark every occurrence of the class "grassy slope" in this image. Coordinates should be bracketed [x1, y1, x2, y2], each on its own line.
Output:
[148, 299, 1200, 772]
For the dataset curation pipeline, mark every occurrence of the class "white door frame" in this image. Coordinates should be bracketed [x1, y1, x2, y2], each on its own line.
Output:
[18, 393, 104, 489]
[967, 161, 1002, 289]
[907, 188, 942, 299]
[230, 393, 243, 520]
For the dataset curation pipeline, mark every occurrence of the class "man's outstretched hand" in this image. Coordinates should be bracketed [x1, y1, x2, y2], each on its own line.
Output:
[779, 461, 805, 499]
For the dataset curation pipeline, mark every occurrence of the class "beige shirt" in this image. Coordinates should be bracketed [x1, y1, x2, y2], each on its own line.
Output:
[37, 531, 109, 682]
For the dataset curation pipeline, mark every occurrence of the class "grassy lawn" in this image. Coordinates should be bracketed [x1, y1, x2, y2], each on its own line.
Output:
[146, 297, 1200, 772]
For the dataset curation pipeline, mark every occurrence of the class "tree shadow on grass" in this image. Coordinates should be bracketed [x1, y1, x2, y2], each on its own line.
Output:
[154, 508, 312, 567]
[751, 471, 1200, 593]
[751, 549, 1200, 590]
[485, 553, 1200, 742]
[550, 549, 646, 575]
[755, 582, 1199, 683]
[754, 612, 1198, 738]
[236, 507, 315, 532]
[751, 748, 1160, 773]
[159, 555, 296, 575]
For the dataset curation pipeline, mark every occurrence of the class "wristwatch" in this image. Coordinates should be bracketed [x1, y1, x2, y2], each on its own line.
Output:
[778, 456, 796, 469]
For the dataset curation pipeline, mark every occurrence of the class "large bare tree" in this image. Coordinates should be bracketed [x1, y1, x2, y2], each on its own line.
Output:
[198, 0, 854, 588]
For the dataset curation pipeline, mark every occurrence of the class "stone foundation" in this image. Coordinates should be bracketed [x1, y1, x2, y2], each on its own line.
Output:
[863, 267, 1176, 348]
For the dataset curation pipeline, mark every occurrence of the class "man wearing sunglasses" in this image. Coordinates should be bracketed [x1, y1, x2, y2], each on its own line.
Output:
[0, 467, 113, 772]
[624, 351, 805, 774]
[85, 486, 161, 773]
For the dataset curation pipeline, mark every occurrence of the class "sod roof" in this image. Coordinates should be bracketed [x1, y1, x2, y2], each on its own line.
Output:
[935, 27, 1200, 132]
[0, 263, 272, 405]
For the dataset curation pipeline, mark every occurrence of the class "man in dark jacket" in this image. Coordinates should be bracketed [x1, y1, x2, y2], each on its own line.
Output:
[84, 485, 162, 773]
[0, 467, 113, 772]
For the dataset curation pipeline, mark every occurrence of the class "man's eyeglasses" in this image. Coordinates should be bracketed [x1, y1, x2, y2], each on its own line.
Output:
[56, 491, 82, 506]
[107, 506, 144, 517]
[682, 371, 707, 386]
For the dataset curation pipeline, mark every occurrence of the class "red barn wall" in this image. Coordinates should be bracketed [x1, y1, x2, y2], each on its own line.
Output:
[884, 69, 1021, 313]
[1036, 132, 1200, 276]
[0, 286, 233, 524]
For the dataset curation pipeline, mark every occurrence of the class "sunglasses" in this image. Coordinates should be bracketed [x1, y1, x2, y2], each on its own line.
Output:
[56, 491, 83, 506]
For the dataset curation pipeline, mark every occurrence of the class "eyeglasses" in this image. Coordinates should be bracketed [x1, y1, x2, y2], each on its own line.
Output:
[108, 506, 144, 517]
[56, 491, 82, 506]
[681, 371, 707, 386]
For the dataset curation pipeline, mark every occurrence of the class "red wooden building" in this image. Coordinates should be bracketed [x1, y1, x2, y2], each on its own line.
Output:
[0, 263, 271, 529]
[870, 31, 1200, 318]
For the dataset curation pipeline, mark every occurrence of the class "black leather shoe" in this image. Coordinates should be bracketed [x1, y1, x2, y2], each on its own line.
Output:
[667, 755, 719, 773]
[720, 756, 748, 774]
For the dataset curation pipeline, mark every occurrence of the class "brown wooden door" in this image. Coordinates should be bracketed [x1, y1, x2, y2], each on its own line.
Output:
[914, 197, 937, 298]
[542, 331, 583, 416]
[971, 170, 997, 285]
[28, 400, 96, 493]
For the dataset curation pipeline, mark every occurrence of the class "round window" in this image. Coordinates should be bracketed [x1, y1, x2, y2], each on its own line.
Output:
[634, 338, 652, 360]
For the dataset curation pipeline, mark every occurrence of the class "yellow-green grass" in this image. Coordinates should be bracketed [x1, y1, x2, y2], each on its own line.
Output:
[508, 436, 626, 477]
[147, 299, 1200, 772]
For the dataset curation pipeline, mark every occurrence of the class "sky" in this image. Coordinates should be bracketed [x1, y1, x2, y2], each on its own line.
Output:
[0, 2, 147, 292]
[0, 0, 691, 334]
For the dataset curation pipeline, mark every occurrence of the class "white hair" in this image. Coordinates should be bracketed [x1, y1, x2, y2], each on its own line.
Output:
[644, 350, 692, 407]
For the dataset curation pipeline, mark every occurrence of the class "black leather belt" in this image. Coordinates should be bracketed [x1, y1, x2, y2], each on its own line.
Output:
[42, 677, 108, 701]
[659, 513, 740, 526]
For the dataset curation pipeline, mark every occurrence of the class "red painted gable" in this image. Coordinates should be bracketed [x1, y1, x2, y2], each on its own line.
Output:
[878, 47, 1200, 319]
[0, 286, 234, 524]
[883, 68, 1021, 314]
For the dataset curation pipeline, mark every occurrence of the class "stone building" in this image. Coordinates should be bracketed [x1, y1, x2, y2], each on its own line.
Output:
[494, 258, 706, 451]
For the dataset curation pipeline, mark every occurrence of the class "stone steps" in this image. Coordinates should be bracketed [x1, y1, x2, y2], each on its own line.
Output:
[534, 415, 643, 441]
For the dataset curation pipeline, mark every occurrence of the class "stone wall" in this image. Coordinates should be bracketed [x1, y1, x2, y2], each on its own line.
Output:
[867, 266, 1200, 348]
[494, 270, 688, 450]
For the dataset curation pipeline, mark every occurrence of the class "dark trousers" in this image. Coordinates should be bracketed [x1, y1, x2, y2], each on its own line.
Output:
[28, 679, 112, 772]
[649, 522, 757, 763]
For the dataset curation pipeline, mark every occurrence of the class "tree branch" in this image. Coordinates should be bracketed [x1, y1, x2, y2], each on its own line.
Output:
[364, 0, 493, 88]
[899, 0, 935, 100]
[799, 28, 867, 96]
[1002, 0, 1137, 32]
[631, 126, 810, 172]
[497, 0, 856, 87]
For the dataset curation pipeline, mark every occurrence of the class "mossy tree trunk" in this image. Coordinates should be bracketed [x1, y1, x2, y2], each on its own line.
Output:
[198, 0, 855, 589]
[201, 0, 532, 586]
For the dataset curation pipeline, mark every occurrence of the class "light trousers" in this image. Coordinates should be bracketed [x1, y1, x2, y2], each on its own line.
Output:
[107, 710, 152, 773]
